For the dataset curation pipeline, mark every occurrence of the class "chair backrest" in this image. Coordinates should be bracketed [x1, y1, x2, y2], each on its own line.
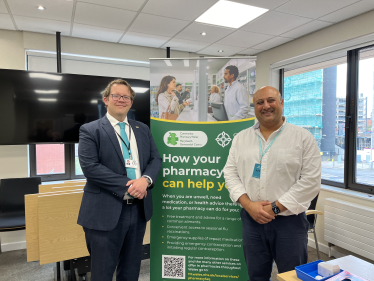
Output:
[307, 193, 319, 227]
[0, 177, 41, 213]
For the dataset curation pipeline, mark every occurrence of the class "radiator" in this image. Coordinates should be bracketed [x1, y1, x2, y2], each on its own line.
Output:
[324, 198, 374, 261]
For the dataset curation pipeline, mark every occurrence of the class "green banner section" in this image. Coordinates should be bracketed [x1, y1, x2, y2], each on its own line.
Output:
[150, 118, 255, 281]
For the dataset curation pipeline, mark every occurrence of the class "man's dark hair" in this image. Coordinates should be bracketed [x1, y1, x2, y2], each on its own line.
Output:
[225, 65, 239, 80]
[176, 83, 182, 87]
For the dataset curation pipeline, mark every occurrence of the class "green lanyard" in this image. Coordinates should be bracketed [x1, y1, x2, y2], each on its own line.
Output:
[258, 123, 286, 163]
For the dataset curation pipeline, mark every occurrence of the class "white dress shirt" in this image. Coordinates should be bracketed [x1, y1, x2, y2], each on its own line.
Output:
[107, 113, 151, 199]
[224, 80, 250, 120]
[223, 118, 321, 216]
[209, 93, 221, 103]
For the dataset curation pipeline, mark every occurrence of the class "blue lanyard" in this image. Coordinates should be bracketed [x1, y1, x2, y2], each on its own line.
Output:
[258, 123, 286, 162]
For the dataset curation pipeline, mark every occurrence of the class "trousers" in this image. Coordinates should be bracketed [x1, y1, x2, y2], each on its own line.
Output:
[83, 200, 147, 281]
[241, 208, 308, 281]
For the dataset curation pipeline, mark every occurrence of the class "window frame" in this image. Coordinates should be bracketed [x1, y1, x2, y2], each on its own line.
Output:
[345, 46, 374, 194]
[279, 44, 374, 195]
[29, 143, 85, 182]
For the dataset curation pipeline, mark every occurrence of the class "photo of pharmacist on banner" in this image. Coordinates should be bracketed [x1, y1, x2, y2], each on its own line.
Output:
[150, 57, 256, 122]
[156, 75, 191, 120]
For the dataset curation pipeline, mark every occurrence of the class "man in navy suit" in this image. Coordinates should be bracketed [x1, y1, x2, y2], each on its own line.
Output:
[77, 79, 162, 281]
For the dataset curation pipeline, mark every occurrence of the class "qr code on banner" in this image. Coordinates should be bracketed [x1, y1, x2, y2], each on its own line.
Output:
[162, 255, 185, 279]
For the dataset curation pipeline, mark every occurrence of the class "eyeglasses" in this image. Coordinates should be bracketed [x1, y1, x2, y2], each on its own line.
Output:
[111, 94, 132, 102]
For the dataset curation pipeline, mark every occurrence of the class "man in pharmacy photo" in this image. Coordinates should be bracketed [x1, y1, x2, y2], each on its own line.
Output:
[224, 86, 321, 280]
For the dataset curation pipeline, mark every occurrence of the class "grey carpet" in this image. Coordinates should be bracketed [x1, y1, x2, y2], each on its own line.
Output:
[0, 247, 333, 281]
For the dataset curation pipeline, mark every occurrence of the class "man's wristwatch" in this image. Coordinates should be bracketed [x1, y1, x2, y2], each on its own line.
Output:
[271, 201, 281, 215]
[142, 176, 152, 188]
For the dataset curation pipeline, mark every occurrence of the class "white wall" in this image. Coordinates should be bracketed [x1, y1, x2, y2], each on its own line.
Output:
[254, 9, 374, 262]
[0, 29, 192, 250]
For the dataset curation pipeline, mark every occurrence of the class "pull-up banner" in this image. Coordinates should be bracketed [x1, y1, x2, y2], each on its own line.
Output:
[149, 57, 256, 281]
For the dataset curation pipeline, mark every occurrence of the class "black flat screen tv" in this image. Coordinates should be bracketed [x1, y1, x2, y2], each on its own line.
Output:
[0, 68, 150, 145]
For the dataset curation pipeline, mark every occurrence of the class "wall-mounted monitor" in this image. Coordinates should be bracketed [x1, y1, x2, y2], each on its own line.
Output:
[0, 68, 150, 145]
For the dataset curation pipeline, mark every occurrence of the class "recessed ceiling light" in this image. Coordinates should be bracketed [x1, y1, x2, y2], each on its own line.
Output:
[196, 0, 268, 29]
[218, 50, 224, 53]
[201, 32, 207, 36]
[37, 6, 46, 10]
[207, 66, 209, 69]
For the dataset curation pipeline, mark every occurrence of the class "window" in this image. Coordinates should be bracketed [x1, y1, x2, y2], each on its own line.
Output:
[284, 59, 347, 186]
[36, 144, 65, 175]
[354, 46, 374, 188]
[29, 144, 85, 181]
[281, 44, 374, 194]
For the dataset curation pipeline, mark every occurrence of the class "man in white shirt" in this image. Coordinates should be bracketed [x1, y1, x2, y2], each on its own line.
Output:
[223, 86, 321, 280]
[78, 79, 162, 281]
[223, 65, 250, 120]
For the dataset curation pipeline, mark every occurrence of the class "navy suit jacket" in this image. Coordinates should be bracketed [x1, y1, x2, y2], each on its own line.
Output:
[77, 116, 162, 231]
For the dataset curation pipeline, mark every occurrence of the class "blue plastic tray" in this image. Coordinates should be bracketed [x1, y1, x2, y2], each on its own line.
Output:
[295, 260, 344, 281]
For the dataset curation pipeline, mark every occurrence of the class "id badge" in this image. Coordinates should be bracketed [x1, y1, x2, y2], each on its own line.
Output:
[252, 163, 261, 179]
[125, 159, 138, 168]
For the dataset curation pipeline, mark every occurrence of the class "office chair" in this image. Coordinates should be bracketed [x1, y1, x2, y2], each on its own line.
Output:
[306, 194, 323, 260]
[0, 177, 41, 252]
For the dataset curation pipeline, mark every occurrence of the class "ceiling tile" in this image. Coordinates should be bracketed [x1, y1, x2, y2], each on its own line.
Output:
[142, 0, 217, 21]
[241, 11, 312, 36]
[280, 20, 332, 38]
[74, 2, 137, 30]
[250, 36, 293, 50]
[72, 23, 124, 43]
[0, 0, 8, 13]
[120, 31, 170, 48]
[216, 30, 273, 48]
[0, 14, 15, 30]
[163, 38, 210, 53]
[275, 0, 358, 19]
[319, 0, 374, 23]
[7, 0, 74, 22]
[197, 44, 246, 56]
[14, 15, 70, 35]
[231, 0, 289, 10]
[175, 22, 234, 43]
[238, 47, 262, 56]
[128, 13, 190, 37]
[78, 0, 146, 11]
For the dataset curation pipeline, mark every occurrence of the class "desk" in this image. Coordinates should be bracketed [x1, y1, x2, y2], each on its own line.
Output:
[25, 187, 151, 265]
[277, 255, 374, 281]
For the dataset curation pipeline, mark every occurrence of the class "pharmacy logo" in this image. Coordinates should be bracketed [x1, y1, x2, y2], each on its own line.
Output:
[167, 132, 179, 146]
[216, 131, 232, 148]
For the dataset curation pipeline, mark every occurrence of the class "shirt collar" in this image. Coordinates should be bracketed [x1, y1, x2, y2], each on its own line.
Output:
[254, 116, 287, 132]
[106, 112, 128, 127]
[228, 80, 238, 88]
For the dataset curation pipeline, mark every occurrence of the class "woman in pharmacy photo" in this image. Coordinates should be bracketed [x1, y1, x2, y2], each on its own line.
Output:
[209, 85, 221, 103]
[156, 75, 191, 120]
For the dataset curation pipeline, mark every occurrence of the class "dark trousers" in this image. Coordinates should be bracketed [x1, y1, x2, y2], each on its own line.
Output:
[83, 200, 147, 281]
[241, 208, 309, 281]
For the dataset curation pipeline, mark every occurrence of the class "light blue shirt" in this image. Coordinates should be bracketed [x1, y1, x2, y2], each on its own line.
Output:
[224, 80, 250, 120]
